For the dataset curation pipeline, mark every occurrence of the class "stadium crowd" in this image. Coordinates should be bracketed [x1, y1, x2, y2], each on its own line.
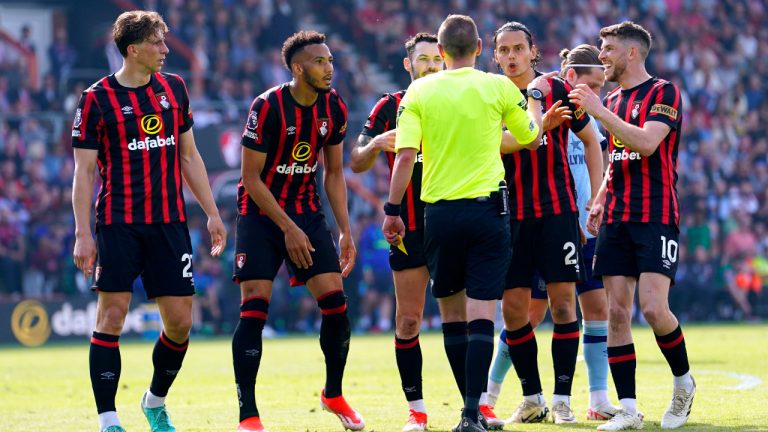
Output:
[1, 0, 767, 334]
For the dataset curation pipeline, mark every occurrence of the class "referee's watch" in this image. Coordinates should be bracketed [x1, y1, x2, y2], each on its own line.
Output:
[528, 88, 545, 102]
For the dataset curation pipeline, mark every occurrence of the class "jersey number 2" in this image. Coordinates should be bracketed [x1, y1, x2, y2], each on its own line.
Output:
[181, 253, 193, 278]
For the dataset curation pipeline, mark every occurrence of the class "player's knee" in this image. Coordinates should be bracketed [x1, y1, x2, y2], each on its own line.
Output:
[608, 303, 632, 330]
[396, 314, 421, 338]
[164, 314, 193, 339]
[97, 304, 129, 334]
[640, 302, 669, 327]
[502, 299, 527, 324]
[549, 300, 574, 323]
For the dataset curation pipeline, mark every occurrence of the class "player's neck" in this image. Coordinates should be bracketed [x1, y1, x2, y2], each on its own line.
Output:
[115, 64, 153, 88]
[509, 67, 536, 90]
[288, 80, 319, 107]
[618, 65, 652, 90]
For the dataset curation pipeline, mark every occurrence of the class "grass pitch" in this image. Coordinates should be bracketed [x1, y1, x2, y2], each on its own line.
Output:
[1, 323, 766, 431]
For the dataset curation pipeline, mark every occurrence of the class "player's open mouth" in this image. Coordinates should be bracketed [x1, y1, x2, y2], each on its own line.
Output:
[507, 63, 517, 72]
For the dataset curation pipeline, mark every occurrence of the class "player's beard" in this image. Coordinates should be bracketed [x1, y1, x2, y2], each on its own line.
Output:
[414, 68, 439, 80]
[606, 56, 627, 82]
[304, 70, 331, 94]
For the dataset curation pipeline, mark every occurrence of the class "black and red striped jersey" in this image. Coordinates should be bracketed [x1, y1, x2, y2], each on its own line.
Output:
[602, 77, 682, 226]
[503, 75, 590, 220]
[237, 84, 348, 215]
[71, 72, 193, 226]
[361, 90, 424, 231]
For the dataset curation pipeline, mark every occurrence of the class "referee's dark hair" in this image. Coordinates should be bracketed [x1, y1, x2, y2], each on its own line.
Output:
[493, 21, 542, 67]
[560, 44, 601, 77]
[113, 10, 168, 57]
[599, 21, 652, 59]
[404, 32, 438, 60]
[438, 15, 479, 59]
[282, 30, 326, 70]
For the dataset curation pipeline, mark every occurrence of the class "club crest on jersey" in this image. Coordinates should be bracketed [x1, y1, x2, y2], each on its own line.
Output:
[247, 111, 258, 130]
[94, 266, 102, 282]
[73, 108, 82, 128]
[156, 92, 171, 110]
[317, 118, 329, 137]
[236, 253, 246, 269]
[631, 103, 640, 119]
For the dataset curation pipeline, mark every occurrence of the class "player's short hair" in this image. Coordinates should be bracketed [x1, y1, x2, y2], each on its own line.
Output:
[493, 21, 541, 67]
[599, 21, 652, 59]
[404, 32, 438, 60]
[560, 44, 602, 77]
[113, 10, 169, 57]
[282, 31, 326, 70]
[437, 15, 478, 59]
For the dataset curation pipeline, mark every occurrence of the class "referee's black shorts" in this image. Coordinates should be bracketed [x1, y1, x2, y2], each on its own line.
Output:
[424, 196, 511, 301]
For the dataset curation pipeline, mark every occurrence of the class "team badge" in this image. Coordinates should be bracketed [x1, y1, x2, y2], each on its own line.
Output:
[631, 102, 640, 119]
[94, 266, 102, 282]
[156, 92, 171, 110]
[317, 118, 329, 137]
[236, 253, 246, 269]
[247, 111, 258, 130]
[73, 108, 82, 128]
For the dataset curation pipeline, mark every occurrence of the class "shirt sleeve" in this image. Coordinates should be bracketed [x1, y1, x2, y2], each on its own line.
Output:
[241, 96, 274, 152]
[563, 80, 589, 133]
[176, 75, 194, 133]
[394, 86, 422, 152]
[71, 90, 102, 150]
[327, 92, 348, 146]
[361, 94, 394, 138]
[502, 79, 539, 145]
[646, 81, 682, 130]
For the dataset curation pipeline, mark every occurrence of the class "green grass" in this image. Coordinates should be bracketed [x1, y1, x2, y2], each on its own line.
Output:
[1, 323, 766, 431]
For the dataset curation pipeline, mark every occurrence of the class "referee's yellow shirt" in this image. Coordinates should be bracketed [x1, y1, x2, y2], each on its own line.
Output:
[395, 67, 538, 203]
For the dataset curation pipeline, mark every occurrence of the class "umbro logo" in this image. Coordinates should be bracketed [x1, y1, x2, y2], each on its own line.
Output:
[121, 106, 133, 114]
[245, 349, 260, 356]
[557, 374, 571, 383]
[100, 371, 116, 380]
[286, 126, 296, 135]
[165, 369, 179, 376]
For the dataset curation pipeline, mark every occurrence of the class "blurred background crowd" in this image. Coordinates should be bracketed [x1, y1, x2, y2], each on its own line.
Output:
[1, 0, 766, 337]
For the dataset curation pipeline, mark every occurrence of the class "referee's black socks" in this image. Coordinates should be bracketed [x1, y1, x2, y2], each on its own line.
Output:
[442, 321, 468, 398]
[464, 319, 495, 422]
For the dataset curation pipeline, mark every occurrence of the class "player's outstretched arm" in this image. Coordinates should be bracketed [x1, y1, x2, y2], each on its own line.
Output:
[323, 142, 356, 277]
[349, 129, 396, 173]
[179, 130, 227, 256]
[569, 84, 671, 156]
[72, 148, 98, 279]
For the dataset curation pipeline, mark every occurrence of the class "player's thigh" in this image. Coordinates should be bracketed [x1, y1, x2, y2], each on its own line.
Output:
[233, 214, 285, 284]
[637, 272, 673, 313]
[593, 223, 638, 279]
[464, 203, 511, 300]
[93, 224, 144, 293]
[536, 212, 585, 284]
[506, 218, 536, 288]
[393, 266, 430, 317]
[141, 223, 195, 299]
[289, 212, 341, 284]
[389, 229, 427, 272]
[95, 291, 133, 333]
[424, 202, 468, 299]
[631, 223, 679, 284]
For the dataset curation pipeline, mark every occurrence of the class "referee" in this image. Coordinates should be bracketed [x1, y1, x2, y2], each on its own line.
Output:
[382, 14, 554, 432]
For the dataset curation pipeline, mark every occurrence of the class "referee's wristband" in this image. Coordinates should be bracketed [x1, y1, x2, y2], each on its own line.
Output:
[383, 202, 401, 216]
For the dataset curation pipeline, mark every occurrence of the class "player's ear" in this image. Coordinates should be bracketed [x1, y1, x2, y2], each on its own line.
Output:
[403, 57, 411, 73]
[475, 38, 482, 57]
